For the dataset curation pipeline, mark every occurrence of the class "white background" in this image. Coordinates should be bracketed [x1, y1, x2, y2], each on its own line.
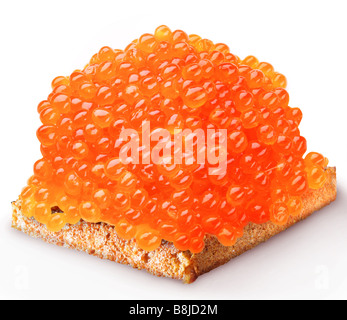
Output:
[0, 0, 346, 300]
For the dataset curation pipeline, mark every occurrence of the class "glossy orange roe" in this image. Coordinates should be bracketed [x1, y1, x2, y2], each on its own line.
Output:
[20, 26, 328, 253]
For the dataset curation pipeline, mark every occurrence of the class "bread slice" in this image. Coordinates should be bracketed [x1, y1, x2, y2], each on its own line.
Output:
[12, 167, 336, 283]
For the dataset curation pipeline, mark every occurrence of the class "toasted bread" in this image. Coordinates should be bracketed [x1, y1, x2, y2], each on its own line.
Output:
[11, 167, 336, 283]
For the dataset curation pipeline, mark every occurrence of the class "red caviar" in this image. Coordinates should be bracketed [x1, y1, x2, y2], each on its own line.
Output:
[20, 25, 328, 253]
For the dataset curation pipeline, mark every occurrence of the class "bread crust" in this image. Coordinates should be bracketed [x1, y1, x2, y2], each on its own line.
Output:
[12, 167, 336, 283]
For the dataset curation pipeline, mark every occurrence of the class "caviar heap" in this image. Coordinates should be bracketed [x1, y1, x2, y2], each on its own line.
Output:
[20, 26, 329, 253]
